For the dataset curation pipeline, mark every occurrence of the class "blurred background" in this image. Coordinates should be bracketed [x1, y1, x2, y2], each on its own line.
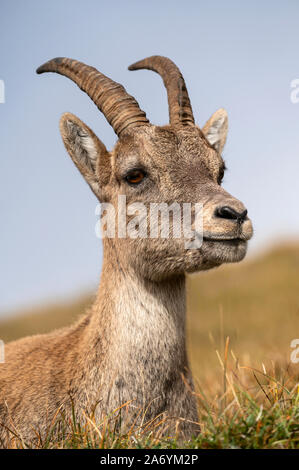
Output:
[0, 1, 298, 387]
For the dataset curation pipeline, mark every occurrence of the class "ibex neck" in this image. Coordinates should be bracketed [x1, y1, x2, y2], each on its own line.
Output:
[89, 247, 188, 379]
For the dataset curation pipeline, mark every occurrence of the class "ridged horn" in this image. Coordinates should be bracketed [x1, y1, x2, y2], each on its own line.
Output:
[36, 57, 149, 136]
[128, 56, 194, 127]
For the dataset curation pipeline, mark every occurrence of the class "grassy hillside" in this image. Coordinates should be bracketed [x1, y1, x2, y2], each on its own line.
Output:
[187, 242, 299, 383]
[0, 294, 93, 343]
[0, 242, 298, 448]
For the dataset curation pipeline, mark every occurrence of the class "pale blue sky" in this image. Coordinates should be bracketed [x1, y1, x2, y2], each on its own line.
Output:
[1, 0, 299, 315]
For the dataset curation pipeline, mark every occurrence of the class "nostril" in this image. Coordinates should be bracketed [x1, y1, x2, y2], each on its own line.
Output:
[239, 209, 248, 222]
[216, 206, 238, 220]
[216, 206, 248, 222]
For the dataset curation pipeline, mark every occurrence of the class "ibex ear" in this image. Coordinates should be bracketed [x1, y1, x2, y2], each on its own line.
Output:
[59, 113, 111, 197]
[202, 108, 228, 154]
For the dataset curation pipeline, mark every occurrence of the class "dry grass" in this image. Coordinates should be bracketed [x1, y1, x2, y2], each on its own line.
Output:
[0, 242, 299, 448]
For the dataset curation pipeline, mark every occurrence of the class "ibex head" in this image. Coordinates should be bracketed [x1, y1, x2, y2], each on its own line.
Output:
[37, 56, 253, 280]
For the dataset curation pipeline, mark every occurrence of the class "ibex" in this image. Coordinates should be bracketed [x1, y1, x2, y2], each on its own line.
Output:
[0, 56, 253, 446]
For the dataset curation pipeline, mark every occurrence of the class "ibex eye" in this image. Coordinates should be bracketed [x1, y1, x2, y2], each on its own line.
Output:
[217, 162, 226, 184]
[125, 169, 146, 185]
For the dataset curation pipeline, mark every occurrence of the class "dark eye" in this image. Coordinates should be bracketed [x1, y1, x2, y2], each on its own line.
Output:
[217, 162, 226, 184]
[125, 169, 146, 186]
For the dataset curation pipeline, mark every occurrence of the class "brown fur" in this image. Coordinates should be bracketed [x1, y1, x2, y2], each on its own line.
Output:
[0, 67, 253, 447]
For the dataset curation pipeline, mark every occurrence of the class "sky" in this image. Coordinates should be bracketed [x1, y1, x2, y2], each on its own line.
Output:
[0, 0, 299, 316]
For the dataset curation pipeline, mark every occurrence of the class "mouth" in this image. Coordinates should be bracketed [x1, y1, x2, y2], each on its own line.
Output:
[202, 232, 252, 243]
[204, 236, 241, 241]
[203, 237, 246, 246]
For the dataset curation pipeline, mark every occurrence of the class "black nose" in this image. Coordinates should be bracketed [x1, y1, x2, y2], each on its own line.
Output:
[216, 206, 248, 223]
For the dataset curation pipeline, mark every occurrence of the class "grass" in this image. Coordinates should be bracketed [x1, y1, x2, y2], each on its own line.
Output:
[0, 242, 299, 448]
[4, 348, 298, 449]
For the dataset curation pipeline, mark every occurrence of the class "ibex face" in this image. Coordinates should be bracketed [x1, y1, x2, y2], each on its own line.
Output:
[37, 56, 253, 281]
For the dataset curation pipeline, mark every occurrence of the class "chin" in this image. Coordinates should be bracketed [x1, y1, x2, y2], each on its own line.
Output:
[202, 238, 248, 263]
[185, 238, 248, 274]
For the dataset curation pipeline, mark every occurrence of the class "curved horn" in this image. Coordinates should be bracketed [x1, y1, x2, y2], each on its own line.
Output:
[128, 56, 194, 127]
[36, 57, 149, 136]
